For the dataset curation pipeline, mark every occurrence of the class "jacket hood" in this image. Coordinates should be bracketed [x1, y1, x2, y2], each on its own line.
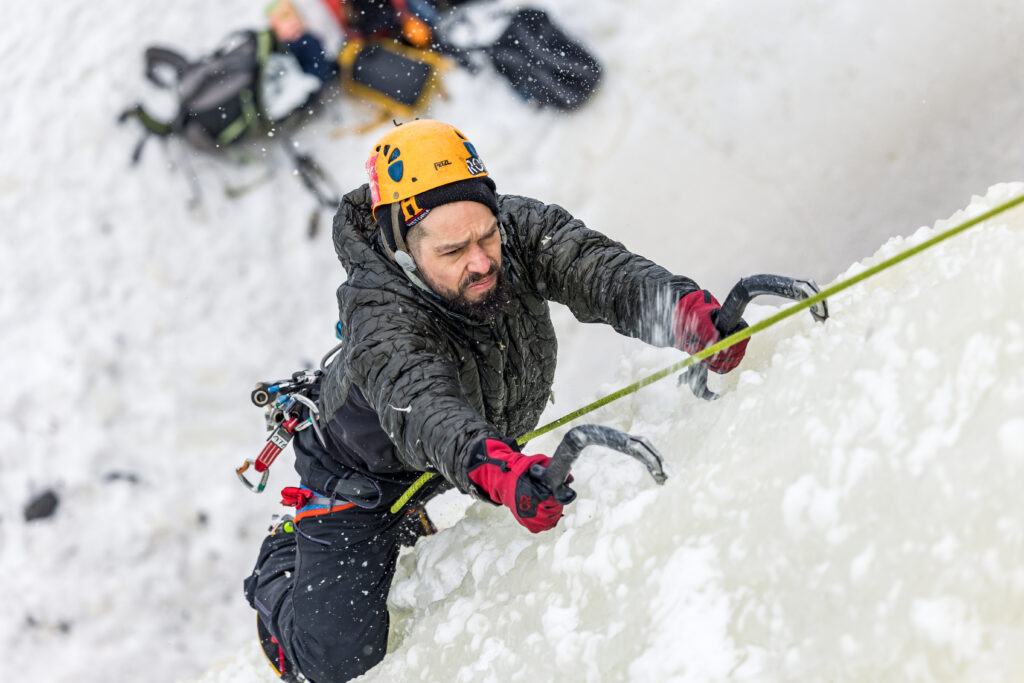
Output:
[332, 184, 386, 275]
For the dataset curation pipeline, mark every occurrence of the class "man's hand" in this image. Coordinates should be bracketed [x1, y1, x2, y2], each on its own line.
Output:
[672, 289, 749, 374]
[467, 439, 571, 533]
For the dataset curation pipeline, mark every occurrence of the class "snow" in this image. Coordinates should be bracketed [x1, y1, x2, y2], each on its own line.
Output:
[3, 0, 1024, 681]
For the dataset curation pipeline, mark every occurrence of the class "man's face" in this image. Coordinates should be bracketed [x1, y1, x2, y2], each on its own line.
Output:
[409, 201, 506, 319]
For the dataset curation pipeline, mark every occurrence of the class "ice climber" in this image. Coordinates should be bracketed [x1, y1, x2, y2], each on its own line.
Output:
[243, 119, 749, 682]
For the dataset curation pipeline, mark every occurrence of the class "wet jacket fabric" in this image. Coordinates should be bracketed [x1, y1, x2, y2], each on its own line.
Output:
[309, 184, 698, 499]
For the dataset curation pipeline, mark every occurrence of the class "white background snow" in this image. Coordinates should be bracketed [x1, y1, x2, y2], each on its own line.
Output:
[2, 0, 1023, 681]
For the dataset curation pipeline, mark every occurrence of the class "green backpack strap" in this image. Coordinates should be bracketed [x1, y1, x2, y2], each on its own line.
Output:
[118, 44, 192, 161]
[252, 29, 275, 126]
[117, 104, 175, 163]
[216, 29, 276, 146]
[118, 104, 173, 136]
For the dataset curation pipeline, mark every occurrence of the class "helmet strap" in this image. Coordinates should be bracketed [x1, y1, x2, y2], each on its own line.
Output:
[390, 202, 412, 264]
[384, 202, 434, 294]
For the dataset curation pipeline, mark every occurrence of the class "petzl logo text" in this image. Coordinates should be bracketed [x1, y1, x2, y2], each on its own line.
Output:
[434, 159, 452, 170]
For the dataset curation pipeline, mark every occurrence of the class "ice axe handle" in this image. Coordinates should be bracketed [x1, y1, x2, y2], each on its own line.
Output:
[715, 282, 755, 337]
[530, 462, 577, 505]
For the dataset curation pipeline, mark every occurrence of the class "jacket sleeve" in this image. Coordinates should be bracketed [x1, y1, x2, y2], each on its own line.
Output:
[502, 195, 700, 348]
[344, 302, 499, 497]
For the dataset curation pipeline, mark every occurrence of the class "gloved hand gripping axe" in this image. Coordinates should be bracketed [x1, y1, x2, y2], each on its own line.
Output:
[681, 274, 830, 401]
[528, 424, 669, 504]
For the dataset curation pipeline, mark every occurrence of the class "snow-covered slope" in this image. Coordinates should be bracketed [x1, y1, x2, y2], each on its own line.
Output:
[3, 0, 1024, 681]
[200, 183, 1024, 682]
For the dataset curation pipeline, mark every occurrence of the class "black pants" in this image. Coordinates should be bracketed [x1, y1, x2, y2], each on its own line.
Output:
[244, 502, 429, 682]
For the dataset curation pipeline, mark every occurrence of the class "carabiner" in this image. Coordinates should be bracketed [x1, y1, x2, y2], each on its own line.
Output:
[235, 459, 271, 493]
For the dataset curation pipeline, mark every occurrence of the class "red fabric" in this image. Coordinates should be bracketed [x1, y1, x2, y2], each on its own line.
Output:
[672, 290, 749, 374]
[390, 0, 410, 19]
[256, 418, 300, 472]
[467, 440, 564, 534]
[280, 486, 313, 508]
[268, 635, 286, 675]
[255, 441, 281, 472]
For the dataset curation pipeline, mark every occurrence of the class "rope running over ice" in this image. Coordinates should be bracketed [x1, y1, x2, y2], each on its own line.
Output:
[391, 191, 1024, 510]
[517, 190, 1024, 444]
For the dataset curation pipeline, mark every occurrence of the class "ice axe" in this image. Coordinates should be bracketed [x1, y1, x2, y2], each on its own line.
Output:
[680, 274, 830, 401]
[527, 424, 668, 504]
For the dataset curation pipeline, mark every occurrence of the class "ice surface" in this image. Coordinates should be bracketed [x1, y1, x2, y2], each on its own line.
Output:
[4, 0, 1024, 681]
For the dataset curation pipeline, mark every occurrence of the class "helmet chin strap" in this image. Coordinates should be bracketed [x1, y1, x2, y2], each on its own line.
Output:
[385, 202, 434, 294]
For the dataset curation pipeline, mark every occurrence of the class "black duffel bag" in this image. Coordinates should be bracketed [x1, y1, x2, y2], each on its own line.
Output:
[488, 8, 602, 111]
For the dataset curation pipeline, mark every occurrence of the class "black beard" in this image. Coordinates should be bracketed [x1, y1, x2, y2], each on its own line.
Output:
[427, 264, 509, 321]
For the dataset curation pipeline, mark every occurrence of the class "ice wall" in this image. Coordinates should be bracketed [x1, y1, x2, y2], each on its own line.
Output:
[201, 184, 1024, 682]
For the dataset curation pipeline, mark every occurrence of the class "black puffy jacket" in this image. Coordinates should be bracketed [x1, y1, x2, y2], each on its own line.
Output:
[308, 185, 698, 499]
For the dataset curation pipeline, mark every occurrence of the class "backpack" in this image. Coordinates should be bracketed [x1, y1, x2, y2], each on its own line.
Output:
[121, 30, 281, 156]
[120, 29, 339, 215]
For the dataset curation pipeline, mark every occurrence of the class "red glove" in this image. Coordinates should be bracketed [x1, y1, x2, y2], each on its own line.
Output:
[672, 289, 749, 374]
[467, 439, 568, 533]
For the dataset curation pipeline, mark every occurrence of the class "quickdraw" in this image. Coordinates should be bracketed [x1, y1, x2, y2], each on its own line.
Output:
[237, 370, 323, 493]
[237, 414, 300, 493]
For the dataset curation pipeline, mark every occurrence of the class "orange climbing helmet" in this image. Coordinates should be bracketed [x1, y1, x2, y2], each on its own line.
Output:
[366, 120, 498, 258]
